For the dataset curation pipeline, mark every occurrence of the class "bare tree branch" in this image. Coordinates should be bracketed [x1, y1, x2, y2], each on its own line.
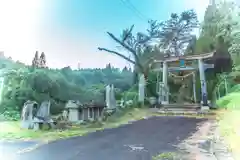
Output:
[107, 32, 136, 55]
[122, 25, 134, 42]
[98, 47, 136, 65]
[106, 32, 144, 72]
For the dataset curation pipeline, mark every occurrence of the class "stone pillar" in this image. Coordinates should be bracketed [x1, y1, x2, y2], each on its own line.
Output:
[198, 59, 208, 108]
[162, 61, 169, 104]
[138, 74, 145, 104]
[98, 108, 100, 117]
[88, 108, 90, 119]
[192, 72, 197, 103]
[105, 85, 111, 108]
[110, 85, 116, 109]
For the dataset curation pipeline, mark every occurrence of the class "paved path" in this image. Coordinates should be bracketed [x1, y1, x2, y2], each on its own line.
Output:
[1, 116, 207, 160]
[0, 140, 40, 159]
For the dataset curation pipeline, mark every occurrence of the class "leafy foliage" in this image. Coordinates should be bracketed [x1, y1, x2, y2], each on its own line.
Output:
[157, 10, 199, 56]
[200, 1, 240, 65]
[0, 57, 133, 118]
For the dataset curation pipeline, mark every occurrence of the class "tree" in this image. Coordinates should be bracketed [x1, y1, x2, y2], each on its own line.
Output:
[98, 24, 164, 96]
[200, 0, 240, 66]
[39, 52, 47, 68]
[157, 9, 199, 56]
[32, 51, 39, 67]
[185, 35, 197, 55]
[98, 23, 163, 81]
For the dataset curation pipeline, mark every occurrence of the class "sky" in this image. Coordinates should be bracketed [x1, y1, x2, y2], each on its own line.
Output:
[0, 0, 210, 69]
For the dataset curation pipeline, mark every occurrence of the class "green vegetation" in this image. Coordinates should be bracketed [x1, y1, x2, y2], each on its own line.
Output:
[216, 84, 240, 159]
[152, 152, 177, 160]
[0, 2, 239, 156]
[0, 108, 152, 141]
[0, 54, 134, 120]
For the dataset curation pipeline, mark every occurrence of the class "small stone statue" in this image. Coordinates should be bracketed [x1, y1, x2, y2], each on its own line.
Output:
[62, 110, 68, 121]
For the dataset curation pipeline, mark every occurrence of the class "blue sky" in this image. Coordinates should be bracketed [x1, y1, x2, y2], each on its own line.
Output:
[0, 0, 209, 69]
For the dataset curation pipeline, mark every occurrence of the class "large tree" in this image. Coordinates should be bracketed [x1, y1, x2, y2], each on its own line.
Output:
[98, 23, 163, 80]
[157, 9, 199, 56]
[200, 0, 240, 66]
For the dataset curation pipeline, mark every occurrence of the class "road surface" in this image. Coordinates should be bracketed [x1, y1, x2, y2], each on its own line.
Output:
[1, 116, 206, 160]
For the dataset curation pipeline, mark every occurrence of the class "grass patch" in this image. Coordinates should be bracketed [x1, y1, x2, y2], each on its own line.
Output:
[216, 110, 240, 159]
[0, 107, 215, 142]
[152, 152, 178, 160]
[0, 108, 151, 141]
[151, 112, 216, 119]
[216, 92, 240, 159]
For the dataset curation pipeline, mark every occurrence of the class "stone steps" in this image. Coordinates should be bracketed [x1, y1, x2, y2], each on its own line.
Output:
[162, 103, 200, 109]
[150, 103, 214, 115]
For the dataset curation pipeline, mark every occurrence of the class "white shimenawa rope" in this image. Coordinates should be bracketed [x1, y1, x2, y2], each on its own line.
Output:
[169, 71, 195, 79]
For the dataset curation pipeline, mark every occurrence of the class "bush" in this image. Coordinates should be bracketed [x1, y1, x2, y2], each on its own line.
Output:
[2, 110, 21, 121]
[123, 91, 138, 101]
[229, 84, 240, 93]
[216, 92, 240, 109]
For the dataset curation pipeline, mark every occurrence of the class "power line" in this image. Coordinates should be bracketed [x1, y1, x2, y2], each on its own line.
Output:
[125, 0, 150, 21]
[120, 0, 150, 22]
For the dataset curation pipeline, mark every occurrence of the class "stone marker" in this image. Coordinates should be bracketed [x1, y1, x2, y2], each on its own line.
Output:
[138, 74, 145, 103]
[110, 84, 116, 109]
[32, 100, 54, 130]
[105, 85, 111, 109]
[105, 84, 116, 110]
[21, 100, 38, 129]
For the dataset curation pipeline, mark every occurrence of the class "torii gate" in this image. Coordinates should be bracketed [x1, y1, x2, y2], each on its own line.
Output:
[151, 52, 215, 108]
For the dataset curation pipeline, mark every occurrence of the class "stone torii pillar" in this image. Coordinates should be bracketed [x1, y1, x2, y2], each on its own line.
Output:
[192, 72, 197, 103]
[162, 61, 169, 104]
[198, 59, 208, 108]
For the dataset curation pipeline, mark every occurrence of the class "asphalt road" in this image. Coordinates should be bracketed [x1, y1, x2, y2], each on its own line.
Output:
[1, 116, 207, 160]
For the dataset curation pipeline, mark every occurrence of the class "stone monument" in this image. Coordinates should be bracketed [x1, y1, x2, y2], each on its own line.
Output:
[105, 84, 116, 110]
[138, 74, 145, 103]
[32, 100, 55, 130]
[110, 84, 116, 109]
[105, 85, 111, 109]
[21, 100, 38, 129]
